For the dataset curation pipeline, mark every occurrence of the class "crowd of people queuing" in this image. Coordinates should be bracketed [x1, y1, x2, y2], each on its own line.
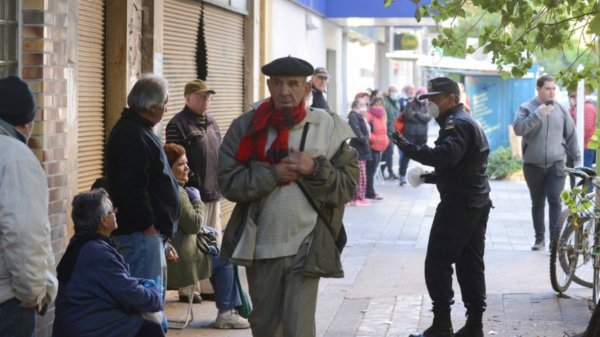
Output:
[3, 59, 600, 337]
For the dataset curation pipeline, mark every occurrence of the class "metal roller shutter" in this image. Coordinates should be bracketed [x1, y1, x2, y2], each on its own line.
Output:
[163, 0, 245, 223]
[77, 0, 106, 192]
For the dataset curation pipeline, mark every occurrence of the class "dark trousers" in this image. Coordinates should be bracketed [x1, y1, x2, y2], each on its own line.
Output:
[135, 319, 165, 337]
[210, 255, 241, 310]
[425, 196, 490, 312]
[365, 151, 381, 198]
[523, 162, 566, 241]
[380, 141, 395, 176]
[0, 298, 36, 337]
[399, 134, 427, 176]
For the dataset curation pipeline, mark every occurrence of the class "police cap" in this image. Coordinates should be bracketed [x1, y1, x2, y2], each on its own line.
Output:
[418, 77, 460, 100]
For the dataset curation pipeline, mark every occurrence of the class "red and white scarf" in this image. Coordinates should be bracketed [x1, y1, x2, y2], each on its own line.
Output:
[236, 99, 307, 164]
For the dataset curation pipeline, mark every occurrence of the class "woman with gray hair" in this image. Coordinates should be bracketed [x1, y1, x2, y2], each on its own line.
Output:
[52, 189, 165, 337]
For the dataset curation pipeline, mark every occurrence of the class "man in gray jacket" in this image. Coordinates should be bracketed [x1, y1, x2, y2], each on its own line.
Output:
[0, 76, 57, 336]
[513, 75, 580, 251]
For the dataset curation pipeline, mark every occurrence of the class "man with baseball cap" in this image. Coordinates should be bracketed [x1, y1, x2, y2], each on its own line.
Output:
[218, 56, 358, 337]
[165, 80, 228, 307]
[311, 66, 331, 110]
[0, 76, 58, 336]
[393, 76, 491, 337]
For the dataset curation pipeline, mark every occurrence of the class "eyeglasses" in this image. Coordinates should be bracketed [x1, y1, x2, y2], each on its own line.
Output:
[108, 208, 118, 215]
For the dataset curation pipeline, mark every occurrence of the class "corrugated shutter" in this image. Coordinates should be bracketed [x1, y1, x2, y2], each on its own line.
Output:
[77, 0, 106, 192]
[163, 0, 245, 223]
[203, 4, 245, 134]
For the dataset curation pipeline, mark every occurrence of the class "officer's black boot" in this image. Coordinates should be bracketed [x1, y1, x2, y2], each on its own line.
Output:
[408, 308, 454, 337]
[454, 311, 483, 337]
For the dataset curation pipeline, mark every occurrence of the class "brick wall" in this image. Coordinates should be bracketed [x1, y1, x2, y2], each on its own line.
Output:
[21, 0, 70, 336]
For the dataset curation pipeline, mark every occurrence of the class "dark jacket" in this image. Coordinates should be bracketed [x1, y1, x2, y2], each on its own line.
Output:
[347, 110, 371, 160]
[105, 108, 181, 236]
[53, 238, 162, 337]
[311, 86, 330, 111]
[403, 98, 431, 137]
[166, 106, 222, 202]
[399, 104, 491, 207]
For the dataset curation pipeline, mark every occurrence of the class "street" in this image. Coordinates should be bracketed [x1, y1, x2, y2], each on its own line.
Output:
[165, 179, 592, 337]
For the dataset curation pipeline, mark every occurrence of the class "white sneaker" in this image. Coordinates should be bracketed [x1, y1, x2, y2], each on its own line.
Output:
[214, 309, 250, 329]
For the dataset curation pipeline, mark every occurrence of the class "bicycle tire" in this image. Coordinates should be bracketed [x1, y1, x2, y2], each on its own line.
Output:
[550, 210, 576, 293]
[593, 219, 600, 305]
[594, 254, 600, 305]
[572, 217, 595, 288]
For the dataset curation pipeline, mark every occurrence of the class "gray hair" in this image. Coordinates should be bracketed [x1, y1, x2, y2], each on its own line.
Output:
[127, 74, 169, 111]
[71, 189, 112, 233]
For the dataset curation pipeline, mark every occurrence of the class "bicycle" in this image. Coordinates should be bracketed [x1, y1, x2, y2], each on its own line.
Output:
[550, 166, 600, 305]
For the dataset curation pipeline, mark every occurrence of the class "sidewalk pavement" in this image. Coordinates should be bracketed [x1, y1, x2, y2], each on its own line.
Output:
[165, 179, 592, 337]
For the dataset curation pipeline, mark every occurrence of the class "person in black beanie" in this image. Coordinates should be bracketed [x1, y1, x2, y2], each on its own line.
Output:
[0, 76, 58, 337]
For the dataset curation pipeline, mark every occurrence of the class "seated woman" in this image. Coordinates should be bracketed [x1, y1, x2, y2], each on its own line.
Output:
[163, 143, 249, 329]
[53, 189, 165, 337]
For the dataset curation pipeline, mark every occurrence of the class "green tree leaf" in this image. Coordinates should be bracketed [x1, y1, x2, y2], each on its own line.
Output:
[588, 13, 600, 34]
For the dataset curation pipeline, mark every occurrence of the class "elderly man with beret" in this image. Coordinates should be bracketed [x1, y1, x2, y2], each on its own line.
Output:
[0, 76, 58, 336]
[218, 56, 358, 337]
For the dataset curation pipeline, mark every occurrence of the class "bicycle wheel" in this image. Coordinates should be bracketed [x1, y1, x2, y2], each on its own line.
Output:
[550, 210, 576, 293]
[572, 217, 595, 288]
[593, 220, 600, 305]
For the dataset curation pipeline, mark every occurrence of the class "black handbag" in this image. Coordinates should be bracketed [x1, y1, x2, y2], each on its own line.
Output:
[196, 227, 220, 256]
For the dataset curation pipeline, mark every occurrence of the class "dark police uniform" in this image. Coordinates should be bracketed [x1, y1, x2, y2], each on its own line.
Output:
[398, 103, 491, 314]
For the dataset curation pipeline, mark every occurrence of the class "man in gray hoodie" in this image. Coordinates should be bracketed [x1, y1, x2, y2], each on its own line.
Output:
[513, 75, 580, 251]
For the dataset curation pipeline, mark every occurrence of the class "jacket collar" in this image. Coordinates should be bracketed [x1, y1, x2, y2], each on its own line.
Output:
[436, 103, 464, 126]
[122, 107, 155, 128]
[182, 105, 212, 125]
[0, 118, 27, 144]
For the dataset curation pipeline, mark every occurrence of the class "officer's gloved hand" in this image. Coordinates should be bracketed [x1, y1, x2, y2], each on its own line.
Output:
[419, 171, 437, 184]
[536, 103, 553, 117]
[184, 186, 201, 202]
[392, 130, 410, 148]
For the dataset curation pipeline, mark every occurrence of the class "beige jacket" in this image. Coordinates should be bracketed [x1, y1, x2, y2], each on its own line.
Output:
[218, 106, 358, 277]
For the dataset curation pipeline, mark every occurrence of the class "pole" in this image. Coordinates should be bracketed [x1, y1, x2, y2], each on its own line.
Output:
[577, 79, 585, 162]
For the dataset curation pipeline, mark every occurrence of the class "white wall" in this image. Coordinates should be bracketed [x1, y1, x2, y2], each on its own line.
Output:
[269, 0, 344, 113]
[346, 40, 376, 106]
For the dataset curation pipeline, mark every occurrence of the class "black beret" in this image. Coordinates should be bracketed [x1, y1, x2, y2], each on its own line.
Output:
[0, 76, 37, 126]
[261, 56, 314, 77]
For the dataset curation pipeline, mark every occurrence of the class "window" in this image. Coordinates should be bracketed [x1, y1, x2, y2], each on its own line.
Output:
[0, 1, 18, 77]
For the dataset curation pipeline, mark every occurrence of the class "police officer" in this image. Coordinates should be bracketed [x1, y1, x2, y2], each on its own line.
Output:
[393, 77, 491, 337]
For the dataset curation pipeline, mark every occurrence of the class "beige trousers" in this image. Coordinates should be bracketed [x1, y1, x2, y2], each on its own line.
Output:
[246, 243, 319, 337]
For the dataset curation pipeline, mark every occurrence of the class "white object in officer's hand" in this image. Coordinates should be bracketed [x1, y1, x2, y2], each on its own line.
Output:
[407, 165, 426, 188]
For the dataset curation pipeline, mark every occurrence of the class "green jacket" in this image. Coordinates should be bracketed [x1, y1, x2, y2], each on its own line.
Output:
[384, 95, 401, 137]
[167, 184, 211, 289]
[218, 106, 358, 278]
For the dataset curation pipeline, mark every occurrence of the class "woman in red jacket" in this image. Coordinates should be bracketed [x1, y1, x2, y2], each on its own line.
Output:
[365, 97, 390, 200]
